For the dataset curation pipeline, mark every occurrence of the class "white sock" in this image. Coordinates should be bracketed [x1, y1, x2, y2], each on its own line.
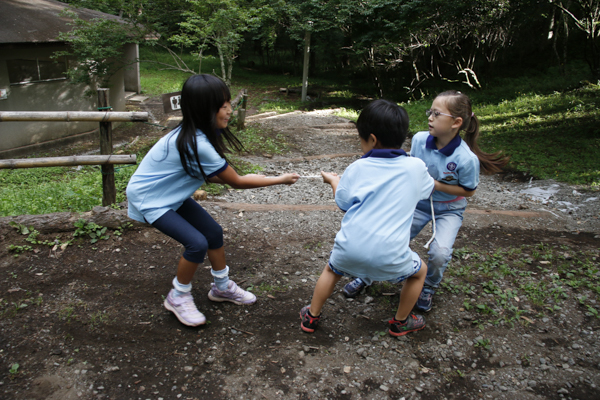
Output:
[211, 266, 230, 291]
[172, 277, 191, 297]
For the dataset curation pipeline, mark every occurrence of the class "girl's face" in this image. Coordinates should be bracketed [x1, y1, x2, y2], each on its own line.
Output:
[428, 97, 460, 138]
[216, 101, 232, 129]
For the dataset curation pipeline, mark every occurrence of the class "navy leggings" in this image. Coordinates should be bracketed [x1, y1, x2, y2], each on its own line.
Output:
[152, 198, 223, 263]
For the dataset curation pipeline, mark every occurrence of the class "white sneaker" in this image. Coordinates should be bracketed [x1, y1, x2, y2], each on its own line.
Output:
[164, 290, 206, 326]
[208, 281, 256, 305]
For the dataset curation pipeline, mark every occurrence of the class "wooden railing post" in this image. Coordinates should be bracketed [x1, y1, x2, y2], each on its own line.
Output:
[97, 88, 116, 206]
[237, 89, 248, 130]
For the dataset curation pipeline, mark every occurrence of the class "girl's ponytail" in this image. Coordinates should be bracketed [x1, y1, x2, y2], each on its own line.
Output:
[438, 91, 509, 174]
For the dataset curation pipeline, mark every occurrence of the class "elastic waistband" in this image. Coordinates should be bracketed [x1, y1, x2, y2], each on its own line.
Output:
[438, 196, 465, 203]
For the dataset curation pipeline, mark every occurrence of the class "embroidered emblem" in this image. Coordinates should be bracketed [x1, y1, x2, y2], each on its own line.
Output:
[447, 162, 457, 171]
[442, 176, 456, 182]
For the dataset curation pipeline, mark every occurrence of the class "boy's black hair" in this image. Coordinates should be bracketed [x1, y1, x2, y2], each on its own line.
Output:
[356, 99, 409, 148]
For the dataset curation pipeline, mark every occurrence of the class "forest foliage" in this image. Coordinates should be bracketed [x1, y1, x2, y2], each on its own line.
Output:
[58, 0, 600, 98]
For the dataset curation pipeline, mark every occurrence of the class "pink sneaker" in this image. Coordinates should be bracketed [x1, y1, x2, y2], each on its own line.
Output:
[208, 281, 256, 305]
[164, 290, 206, 326]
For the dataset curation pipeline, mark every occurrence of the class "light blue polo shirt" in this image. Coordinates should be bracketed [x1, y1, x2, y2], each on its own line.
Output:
[410, 131, 479, 202]
[126, 127, 228, 224]
[329, 149, 435, 284]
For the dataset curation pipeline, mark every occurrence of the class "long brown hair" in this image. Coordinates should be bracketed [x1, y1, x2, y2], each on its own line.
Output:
[437, 90, 509, 174]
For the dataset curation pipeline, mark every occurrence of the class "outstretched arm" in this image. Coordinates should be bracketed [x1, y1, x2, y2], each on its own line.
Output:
[209, 165, 299, 189]
[321, 171, 341, 197]
[434, 181, 476, 197]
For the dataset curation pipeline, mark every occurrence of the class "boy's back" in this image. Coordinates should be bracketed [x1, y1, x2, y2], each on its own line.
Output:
[329, 150, 434, 284]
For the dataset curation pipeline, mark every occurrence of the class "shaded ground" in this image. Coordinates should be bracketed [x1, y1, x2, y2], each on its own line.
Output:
[0, 102, 599, 400]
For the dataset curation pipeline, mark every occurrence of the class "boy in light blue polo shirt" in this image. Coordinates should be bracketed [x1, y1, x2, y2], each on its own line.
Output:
[300, 99, 435, 337]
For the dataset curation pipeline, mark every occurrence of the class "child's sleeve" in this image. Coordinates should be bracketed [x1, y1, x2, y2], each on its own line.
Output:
[418, 160, 435, 200]
[334, 166, 357, 212]
[458, 155, 480, 191]
[192, 134, 228, 178]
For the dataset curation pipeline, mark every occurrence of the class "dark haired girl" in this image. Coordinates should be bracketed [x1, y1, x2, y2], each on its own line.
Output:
[127, 74, 299, 326]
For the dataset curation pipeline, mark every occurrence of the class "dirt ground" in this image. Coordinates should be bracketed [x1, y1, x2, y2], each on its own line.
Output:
[0, 98, 599, 400]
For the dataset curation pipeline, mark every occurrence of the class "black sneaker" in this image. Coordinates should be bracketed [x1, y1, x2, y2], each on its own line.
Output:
[342, 278, 366, 298]
[415, 290, 433, 312]
[300, 305, 321, 333]
[388, 313, 426, 337]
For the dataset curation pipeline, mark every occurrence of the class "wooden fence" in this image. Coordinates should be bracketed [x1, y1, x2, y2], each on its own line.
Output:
[0, 88, 148, 206]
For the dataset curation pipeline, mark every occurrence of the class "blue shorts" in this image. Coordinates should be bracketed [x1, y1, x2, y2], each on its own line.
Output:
[329, 250, 422, 284]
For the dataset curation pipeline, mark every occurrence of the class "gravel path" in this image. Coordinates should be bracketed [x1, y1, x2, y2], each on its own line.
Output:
[218, 109, 600, 235]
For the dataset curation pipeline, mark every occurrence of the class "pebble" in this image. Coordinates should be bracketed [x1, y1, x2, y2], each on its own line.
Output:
[380, 384, 389, 391]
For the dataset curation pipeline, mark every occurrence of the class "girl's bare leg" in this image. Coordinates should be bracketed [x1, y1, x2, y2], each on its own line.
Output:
[309, 264, 342, 316]
[395, 260, 428, 320]
[207, 247, 226, 271]
[176, 257, 199, 285]
[176, 247, 227, 285]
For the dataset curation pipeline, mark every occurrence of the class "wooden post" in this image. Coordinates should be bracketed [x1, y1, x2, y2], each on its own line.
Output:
[97, 88, 116, 206]
[301, 30, 311, 102]
[237, 89, 248, 130]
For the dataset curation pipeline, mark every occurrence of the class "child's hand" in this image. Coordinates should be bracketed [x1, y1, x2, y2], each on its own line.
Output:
[281, 173, 300, 185]
[321, 171, 340, 185]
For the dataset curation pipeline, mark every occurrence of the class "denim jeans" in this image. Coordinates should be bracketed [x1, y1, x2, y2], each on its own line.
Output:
[411, 198, 467, 292]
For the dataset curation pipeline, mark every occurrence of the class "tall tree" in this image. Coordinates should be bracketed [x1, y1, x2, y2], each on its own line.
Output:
[552, 0, 600, 77]
[170, 0, 260, 85]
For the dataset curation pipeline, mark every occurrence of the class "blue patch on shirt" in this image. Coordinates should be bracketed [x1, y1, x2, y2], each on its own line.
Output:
[447, 162, 457, 171]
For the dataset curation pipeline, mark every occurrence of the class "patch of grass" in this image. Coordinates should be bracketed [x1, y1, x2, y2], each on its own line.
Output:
[58, 306, 77, 323]
[89, 310, 109, 330]
[333, 107, 359, 122]
[0, 165, 135, 216]
[138, 46, 222, 96]
[257, 99, 304, 114]
[444, 243, 599, 329]
[246, 282, 286, 296]
[232, 125, 288, 155]
[401, 81, 600, 188]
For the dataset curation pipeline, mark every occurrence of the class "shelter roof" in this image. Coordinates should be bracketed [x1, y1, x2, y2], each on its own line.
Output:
[0, 0, 123, 44]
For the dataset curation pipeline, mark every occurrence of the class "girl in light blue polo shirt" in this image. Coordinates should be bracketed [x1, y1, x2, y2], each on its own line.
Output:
[127, 74, 299, 327]
[344, 91, 509, 313]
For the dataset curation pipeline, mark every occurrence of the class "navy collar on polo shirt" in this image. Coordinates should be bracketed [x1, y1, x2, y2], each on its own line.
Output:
[425, 134, 462, 156]
[361, 149, 407, 159]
